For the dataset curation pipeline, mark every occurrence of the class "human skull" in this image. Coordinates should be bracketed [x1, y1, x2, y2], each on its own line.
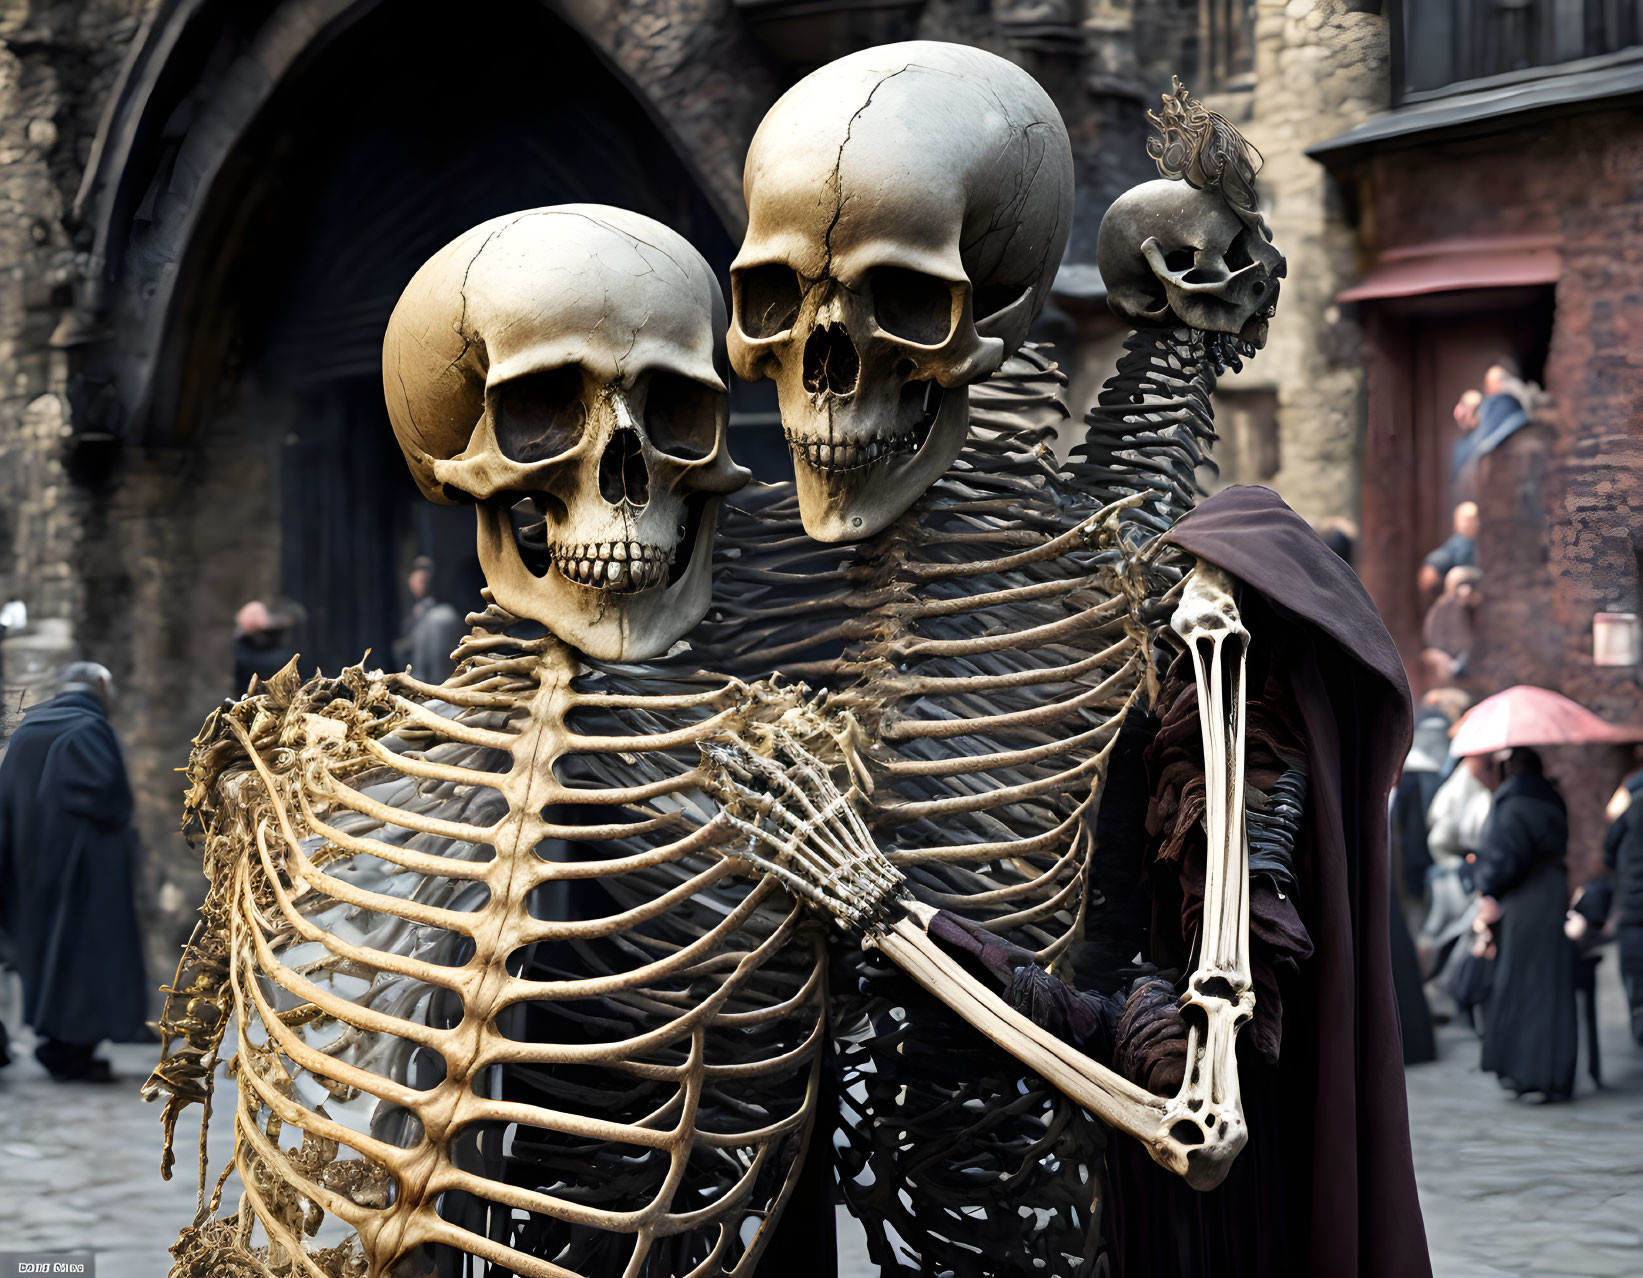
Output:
[1096, 179, 1285, 349]
[728, 41, 1074, 543]
[383, 207, 748, 662]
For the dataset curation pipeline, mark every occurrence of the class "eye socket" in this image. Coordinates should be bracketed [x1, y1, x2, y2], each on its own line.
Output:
[1163, 247, 1198, 275]
[736, 264, 803, 339]
[1223, 233, 1254, 272]
[872, 267, 956, 346]
[491, 366, 586, 464]
[643, 371, 722, 461]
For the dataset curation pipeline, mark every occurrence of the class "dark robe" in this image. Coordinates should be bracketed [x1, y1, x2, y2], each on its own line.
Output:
[1388, 879, 1437, 1065]
[394, 596, 466, 684]
[234, 634, 299, 697]
[1603, 769, 1643, 1045]
[1475, 771, 1577, 1098]
[1391, 767, 1442, 900]
[1107, 485, 1431, 1278]
[0, 689, 148, 1045]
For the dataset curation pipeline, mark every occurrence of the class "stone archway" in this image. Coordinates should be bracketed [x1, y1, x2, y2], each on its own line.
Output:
[62, 0, 776, 979]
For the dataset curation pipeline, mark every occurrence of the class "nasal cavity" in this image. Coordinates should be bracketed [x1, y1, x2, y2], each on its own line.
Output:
[803, 324, 860, 396]
[598, 427, 650, 507]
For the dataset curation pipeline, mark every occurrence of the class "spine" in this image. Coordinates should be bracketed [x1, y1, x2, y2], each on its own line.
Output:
[1065, 326, 1243, 545]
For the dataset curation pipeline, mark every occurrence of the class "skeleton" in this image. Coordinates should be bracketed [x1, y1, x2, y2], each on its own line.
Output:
[146, 210, 829, 1278]
[145, 66, 1300, 1278]
[693, 60, 1290, 1270]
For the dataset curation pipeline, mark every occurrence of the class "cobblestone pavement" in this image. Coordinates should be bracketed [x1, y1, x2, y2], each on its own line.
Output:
[2, 963, 1640, 1277]
[0, 1033, 234, 1278]
[1405, 956, 1643, 1278]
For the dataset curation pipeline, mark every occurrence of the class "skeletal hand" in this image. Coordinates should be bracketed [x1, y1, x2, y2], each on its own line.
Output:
[698, 691, 904, 932]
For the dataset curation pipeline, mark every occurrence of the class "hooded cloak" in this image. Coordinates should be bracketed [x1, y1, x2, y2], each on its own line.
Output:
[1107, 485, 1430, 1278]
[0, 688, 149, 1045]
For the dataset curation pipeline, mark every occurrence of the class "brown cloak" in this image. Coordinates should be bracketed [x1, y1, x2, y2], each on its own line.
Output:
[1109, 485, 1430, 1277]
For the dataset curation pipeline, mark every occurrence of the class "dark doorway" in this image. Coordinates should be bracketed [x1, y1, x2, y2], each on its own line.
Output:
[1359, 284, 1554, 681]
[169, 0, 740, 674]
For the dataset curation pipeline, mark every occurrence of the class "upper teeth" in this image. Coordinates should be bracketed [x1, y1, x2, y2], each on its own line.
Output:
[786, 432, 921, 473]
[548, 540, 673, 593]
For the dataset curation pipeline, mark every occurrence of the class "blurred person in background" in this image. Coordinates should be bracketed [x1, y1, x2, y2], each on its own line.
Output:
[1422, 749, 1495, 1024]
[1603, 749, 1643, 1044]
[394, 555, 464, 684]
[1421, 565, 1482, 685]
[1450, 388, 1484, 502]
[233, 598, 304, 694]
[1472, 358, 1533, 453]
[1418, 501, 1479, 599]
[1388, 695, 1450, 1065]
[1392, 712, 1453, 907]
[0, 662, 147, 1082]
[1388, 715, 1444, 1063]
[1315, 515, 1357, 568]
[1473, 747, 1576, 1101]
[1565, 878, 1613, 1089]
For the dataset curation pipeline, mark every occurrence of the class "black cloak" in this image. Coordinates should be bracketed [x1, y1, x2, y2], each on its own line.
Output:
[1475, 769, 1576, 1099]
[1108, 486, 1431, 1278]
[1602, 768, 1643, 1044]
[0, 688, 149, 1045]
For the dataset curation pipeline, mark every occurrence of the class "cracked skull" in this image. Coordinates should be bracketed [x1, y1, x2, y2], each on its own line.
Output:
[728, 41, 1074, 542]
[383, 206, 747, 662]
[1096, 178, 1286, 350]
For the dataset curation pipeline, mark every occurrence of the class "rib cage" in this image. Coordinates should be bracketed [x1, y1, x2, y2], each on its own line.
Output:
[150, 621, 825, 1278]
[671, 347, 1179, 1276]
[150, 336, 1223, 1278]
[822, 353, 1156, 1276]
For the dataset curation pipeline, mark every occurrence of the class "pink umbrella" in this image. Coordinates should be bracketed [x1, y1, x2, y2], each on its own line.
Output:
[1449, 684, 1642, 757]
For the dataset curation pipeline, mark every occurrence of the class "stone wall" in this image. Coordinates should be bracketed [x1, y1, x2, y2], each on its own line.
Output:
[0, 0, 160, 965]
[0, 0, 143, 631]
[1204, 0, 1388, 520]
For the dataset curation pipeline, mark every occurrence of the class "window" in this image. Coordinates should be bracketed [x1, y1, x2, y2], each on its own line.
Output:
[1393, 0, 1643, 102]
[1198, 0, 1258, 91]
[1133, 0, 1256, 95]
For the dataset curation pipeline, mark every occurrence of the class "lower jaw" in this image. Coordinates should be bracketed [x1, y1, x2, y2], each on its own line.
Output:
[787, 456, 910, 541]
[509, 495, 710, 595]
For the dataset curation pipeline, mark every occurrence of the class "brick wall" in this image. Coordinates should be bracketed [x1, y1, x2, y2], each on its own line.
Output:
[1359, 110, 1643, 880]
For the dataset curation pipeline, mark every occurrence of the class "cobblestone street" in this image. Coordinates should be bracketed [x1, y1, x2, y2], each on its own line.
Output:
[2, 963, 1641, 1277]
[1405, 956, 1643, 1278]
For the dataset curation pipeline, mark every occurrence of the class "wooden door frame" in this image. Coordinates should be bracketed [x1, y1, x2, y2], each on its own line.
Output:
[1358, 285, 1555, 686]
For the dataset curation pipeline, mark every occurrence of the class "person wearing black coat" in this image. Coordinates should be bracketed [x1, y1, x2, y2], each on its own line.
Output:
[1602, 759, 1643, 1045]
[0, 663, 149, 1081]
[1474, 748, 1577, 1100]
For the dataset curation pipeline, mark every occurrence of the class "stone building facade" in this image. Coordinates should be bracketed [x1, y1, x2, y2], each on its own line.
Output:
[1307, 2, 1643, 877]
[1201, 0, 1387, 517]
[0, 0, 1206, 982]
[1172, 0, 1643, 877]
[9, 0, 1637, 973]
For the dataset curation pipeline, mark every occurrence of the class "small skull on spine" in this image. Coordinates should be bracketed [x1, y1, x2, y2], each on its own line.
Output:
[1097, 79, 1287, 351]
[383, 207, 748, 661]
